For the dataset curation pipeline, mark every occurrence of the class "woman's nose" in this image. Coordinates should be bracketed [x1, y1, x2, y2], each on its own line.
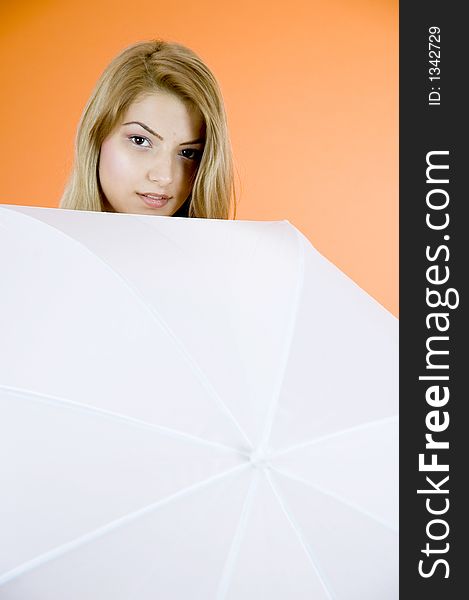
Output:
[147, 153, 174, 185]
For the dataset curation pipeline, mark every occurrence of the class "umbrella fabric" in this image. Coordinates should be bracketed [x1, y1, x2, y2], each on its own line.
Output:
[0, 205, 398, 599]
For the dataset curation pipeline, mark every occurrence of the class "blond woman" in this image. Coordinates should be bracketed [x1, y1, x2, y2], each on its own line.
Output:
[61, 40, 235, 219]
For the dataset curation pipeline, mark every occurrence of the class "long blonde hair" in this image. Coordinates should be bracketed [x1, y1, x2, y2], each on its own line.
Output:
[60, 40, 235, 219]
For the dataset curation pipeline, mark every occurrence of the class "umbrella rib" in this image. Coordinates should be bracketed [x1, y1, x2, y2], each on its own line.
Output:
[135, 216, 188, 253]
[0, 463, 250, 587]
[259, 228, 305, 452]
[0, 384, 248, 457]
[271, 466, 398, 533]
[271, 415, 399, 460]
[265, 469, 336, 600]
[110, 270, 255, 450]
[216, 471, 260, 600]
[4, 210, 253, 451]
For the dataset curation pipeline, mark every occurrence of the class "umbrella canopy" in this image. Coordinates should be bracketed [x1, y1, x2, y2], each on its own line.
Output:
[0, 205, 398, 599]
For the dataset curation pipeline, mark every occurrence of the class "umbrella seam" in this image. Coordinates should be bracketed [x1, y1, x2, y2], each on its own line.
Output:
[271, 466, 398, 533]
[266, 470, 336, 600]
[0, 383, 249, 458]
[272, 415, 399, 459]
[258, 226, 305, 453]
[0, 463, 251, 587]
[215, 471, 260, 600]
[1, 208, 253, 451]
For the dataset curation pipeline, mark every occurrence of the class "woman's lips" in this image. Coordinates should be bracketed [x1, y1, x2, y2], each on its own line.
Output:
[138, 193, 171, 209]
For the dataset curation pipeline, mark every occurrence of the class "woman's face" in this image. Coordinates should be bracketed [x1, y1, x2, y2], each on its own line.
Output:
[98, 91, 205, 216]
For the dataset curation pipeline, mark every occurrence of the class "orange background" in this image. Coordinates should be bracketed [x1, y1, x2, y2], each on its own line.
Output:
[0, 0, 398, 315]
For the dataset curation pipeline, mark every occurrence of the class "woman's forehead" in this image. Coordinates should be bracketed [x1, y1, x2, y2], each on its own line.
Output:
[122, 92, 205, 140]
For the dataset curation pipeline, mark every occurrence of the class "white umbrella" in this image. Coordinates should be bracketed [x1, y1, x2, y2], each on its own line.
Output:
[0, 204, 398, 599]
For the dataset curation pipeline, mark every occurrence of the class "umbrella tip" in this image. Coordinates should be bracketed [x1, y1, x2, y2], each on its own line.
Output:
[249, 448, 273, 470]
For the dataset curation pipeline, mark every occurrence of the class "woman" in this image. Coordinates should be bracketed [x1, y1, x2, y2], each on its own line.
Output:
[60, 40, 235, 218]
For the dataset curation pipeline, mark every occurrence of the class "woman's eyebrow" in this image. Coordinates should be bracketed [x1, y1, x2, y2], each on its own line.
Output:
[179, 138, 205, 146]
[122, 121, 204, 146]
[122, 121, 163, 140]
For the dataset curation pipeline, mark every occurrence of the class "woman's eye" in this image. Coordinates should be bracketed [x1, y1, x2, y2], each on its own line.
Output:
[129, 135, 151, 147]
[180, 148, 202, 161]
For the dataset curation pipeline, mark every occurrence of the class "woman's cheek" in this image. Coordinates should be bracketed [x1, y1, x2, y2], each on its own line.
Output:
[100, 139, 132, 182]
[181, 160, 198, 194]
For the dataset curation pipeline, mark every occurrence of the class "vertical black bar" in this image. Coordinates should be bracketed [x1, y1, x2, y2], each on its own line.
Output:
[400, 2, 467, 597]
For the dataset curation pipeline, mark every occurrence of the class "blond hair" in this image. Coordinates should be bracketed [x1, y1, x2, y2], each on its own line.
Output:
[60, 40, 235, 219]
